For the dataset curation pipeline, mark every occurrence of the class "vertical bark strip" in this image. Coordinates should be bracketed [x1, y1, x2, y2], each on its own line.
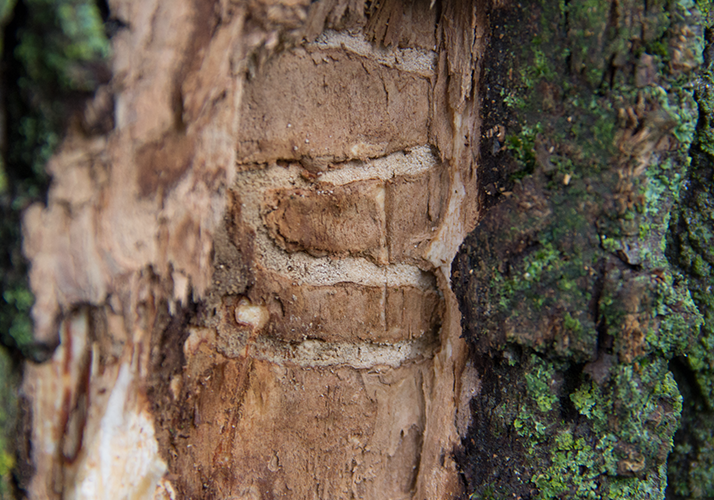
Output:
[20, 0, 486, 498]
[453, 0, 713, 498]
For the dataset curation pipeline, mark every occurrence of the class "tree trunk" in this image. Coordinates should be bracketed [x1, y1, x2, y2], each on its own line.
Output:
[452, 0, 714, 498]
[19, 0, 483, 498]
[14, 0, 714, 499]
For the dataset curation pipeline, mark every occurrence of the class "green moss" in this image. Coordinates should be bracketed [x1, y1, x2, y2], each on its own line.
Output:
[0, 348, 18, 499]
[505, 123, 541, 176]
[524, 355, 559, 413]
[520, 243, 560, 286]
[532, 430, 600, 499]
[455, 0, 711, 497]
[501, 86, 527, 110]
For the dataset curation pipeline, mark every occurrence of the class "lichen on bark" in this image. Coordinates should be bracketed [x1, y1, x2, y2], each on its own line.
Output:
[453, 0, 714, 498]
[666, 10, 714, 496]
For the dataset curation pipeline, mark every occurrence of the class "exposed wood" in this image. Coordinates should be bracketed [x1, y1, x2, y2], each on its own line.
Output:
[20, 0, 487, 498]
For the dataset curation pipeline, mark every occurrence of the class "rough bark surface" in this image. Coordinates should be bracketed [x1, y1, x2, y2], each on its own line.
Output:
[453, 0, 714, 498]
[19, 0, 486, 498]
[20, 0, 714, 498]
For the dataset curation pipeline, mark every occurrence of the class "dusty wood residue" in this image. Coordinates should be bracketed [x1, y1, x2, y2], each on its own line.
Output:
[163, 3, 485, 497]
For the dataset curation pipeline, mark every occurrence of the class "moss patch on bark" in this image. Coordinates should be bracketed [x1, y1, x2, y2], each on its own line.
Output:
[665, 21, 714, 496]
[453, 0, 713, 498]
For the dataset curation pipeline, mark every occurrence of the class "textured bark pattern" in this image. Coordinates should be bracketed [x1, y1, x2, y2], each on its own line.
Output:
[20, 0, 486, 498]
[452, 1, 711, 498]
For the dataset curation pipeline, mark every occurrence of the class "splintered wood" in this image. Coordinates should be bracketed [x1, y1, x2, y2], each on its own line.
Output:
[21, 0, 485, 498]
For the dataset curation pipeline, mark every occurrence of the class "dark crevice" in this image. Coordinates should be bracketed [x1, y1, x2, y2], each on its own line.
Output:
[146, 296, 198, 472]
[667, 357, 714, 499]
[99, 0, 127, 39]
[96, 0, 110, 23]
[456, 354, 535, 500]
[670, 357, 705, 408]
[605, 52, 618, 90]
[590, 258, 606, 326]
[560, 362, 583, 422]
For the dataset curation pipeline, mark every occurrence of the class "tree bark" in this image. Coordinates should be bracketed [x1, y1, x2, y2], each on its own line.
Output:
[19, 0, 484, 498]
[453, 0, 714, 498]
[15, 0, 714, 499]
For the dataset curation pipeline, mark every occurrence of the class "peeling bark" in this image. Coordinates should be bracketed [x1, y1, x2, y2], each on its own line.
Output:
[19, 0, 486, 498]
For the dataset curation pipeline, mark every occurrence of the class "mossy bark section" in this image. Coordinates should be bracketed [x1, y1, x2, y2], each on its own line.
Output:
[666, 23, 714, 497]
[453, 0, 711, 498]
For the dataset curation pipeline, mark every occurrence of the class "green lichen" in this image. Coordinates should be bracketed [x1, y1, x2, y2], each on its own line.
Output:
[0, 349, 18, 500]
[454, 0, 712, 498]
[532, 430, 600, 499]
[664, 22, 714, 494]
[529, 360, 681, 499]
[524, 354, 559, 413]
